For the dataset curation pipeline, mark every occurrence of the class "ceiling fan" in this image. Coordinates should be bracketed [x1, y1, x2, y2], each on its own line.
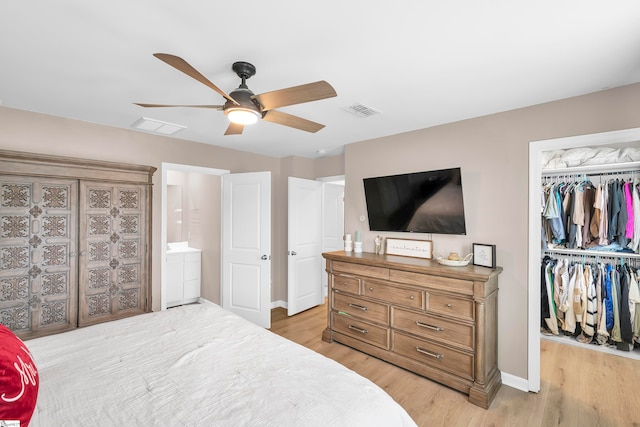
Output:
[135, 53, 337, 135]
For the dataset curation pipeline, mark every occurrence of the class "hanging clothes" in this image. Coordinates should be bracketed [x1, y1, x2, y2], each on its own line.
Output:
[540, 256, 639, 352]
[541, 177, 638, 254]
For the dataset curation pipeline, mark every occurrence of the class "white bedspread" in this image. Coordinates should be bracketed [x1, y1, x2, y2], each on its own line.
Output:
[26, 302, 416, 426]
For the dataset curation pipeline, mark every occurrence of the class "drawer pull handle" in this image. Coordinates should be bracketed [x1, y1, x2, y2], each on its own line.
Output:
[369, 287, 374, 291]
[410, 295, 415, 300]
[341, 282, 351, 286]
[348, 303, 368, 311]
[348, 325, 368, 334]
[415, 321, 444, 332]
[446, 303, 453, 308]
[416, 347, 444, 359]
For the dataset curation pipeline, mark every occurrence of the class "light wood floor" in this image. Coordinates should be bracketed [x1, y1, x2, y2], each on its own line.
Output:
[270, 304, 640, 427]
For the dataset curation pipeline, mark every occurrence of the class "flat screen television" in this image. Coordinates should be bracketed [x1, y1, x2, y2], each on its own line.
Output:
[363, 167, 467, 235]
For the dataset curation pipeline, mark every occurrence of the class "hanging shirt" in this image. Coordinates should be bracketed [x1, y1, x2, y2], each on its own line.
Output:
[628, 179, 640, 252]
[604, 264, 614, 331]
[596, 264, 610, 344]
[611, 266, 621, 343]
[624, 182, 634, 240]
[543, 184, 566, 244]
[630, 268, 640, 344]
[619, 265, 633, 344]
[581, 183, 596, 248]
[583, 265, 597, 337]
[590, 184, 603, 243]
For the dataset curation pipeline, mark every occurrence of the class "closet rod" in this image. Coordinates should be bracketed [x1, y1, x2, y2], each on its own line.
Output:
[541, 161, 640, 176]
[542, 248, 640, 260]
[541, 171, 636, 180]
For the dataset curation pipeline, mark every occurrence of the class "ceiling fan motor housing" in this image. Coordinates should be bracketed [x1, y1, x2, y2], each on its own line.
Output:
[225, 87, 263, 116]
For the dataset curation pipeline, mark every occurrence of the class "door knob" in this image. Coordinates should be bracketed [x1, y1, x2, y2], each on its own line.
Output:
[290, 251, 297, 256]
[261, 255, 268, 260]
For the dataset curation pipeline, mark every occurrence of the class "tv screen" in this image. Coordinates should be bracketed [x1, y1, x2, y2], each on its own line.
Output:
[363, 167, 467, 235]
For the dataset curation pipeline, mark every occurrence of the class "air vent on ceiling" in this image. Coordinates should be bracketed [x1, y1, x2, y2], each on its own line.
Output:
[131, 117, 186, 135]
[343, 103, 381, 118]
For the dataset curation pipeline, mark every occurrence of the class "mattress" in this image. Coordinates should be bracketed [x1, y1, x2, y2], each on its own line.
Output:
[25, 301, 416, 426]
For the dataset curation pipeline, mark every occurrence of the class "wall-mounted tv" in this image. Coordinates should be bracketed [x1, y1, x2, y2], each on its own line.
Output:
[363, 167, 467, 235]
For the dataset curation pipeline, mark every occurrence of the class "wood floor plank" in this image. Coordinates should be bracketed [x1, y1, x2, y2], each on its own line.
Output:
[270, 304, 640, 427]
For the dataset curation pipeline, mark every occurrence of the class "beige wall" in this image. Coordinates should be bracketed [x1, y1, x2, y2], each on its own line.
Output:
[343, 82, 640, 380]
[0, 106, 344, 312]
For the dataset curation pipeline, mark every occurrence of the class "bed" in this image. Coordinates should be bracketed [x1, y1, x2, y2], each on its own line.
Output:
[24, 301, 417, 426]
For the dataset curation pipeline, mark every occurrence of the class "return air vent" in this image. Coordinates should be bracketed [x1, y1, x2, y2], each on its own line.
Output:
[343, 103, 381, 118]
[131, 117, 186, 135]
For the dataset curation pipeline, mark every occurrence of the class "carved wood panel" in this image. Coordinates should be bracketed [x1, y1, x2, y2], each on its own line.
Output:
[0, 176, 78, 338]
[0, 149, 155, 338]
[79, 182, 147, 326]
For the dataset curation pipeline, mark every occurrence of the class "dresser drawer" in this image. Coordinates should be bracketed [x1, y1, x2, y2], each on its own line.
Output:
[391, 307, 474, 351]
[389, 269, 474, 296]
[427, 292, 474, 321]
[333, 292, 389, 325]
[332, 312, 389, 349]
[392, 331, 474, 380]
[332, 261, 389, 280]
[363, 280, 423, 310]
[332, 273, 361, 294]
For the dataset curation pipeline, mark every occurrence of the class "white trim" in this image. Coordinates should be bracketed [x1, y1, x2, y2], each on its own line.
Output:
[317, 175, 345, 183]
[160, 162, 229, 311]
[501, 372, 529, 393]
[527, 127, 640, 392]
[271, 300, 287, 309]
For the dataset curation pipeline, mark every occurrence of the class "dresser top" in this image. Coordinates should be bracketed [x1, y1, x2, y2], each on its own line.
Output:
[323, 251, 502, 282]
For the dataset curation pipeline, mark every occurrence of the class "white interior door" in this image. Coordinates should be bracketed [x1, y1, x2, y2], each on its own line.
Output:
[321, 183, 345, 297]
[288, 177, 322, 316]
[221, 172, 271, 328]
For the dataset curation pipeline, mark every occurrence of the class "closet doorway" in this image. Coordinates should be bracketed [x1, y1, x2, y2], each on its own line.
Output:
[527, 127, 640, 392]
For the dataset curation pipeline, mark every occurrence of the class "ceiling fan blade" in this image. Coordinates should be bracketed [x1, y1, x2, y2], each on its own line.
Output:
[134, 103, 224, 110]
[224, 122, 244, 135]
[262, 110, 325, 133]
[253, 81, 337, 111]
[153, 53, 239, 105]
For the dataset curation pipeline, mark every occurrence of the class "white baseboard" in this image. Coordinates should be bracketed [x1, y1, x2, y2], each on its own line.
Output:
[271, 300, 287, 309]
[501, 372, 530, 392]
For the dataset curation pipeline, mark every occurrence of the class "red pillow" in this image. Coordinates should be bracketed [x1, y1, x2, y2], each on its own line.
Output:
[0, 325, 38, 426]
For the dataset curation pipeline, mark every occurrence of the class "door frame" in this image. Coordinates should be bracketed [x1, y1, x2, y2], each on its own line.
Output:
[527, 127, 640, 392]
[160, 162, 229, 311]
[318, 175, 345, 299]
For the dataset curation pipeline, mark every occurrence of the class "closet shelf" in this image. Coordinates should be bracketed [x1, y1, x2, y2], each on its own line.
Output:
[542, 161, 640, 176]
[542, 247, 640, 260]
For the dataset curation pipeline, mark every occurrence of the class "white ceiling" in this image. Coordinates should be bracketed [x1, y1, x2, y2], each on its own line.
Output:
[2, 1, 640, 158]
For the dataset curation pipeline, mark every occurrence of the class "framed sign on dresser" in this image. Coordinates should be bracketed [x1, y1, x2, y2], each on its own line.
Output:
[322, 250, 502, 409]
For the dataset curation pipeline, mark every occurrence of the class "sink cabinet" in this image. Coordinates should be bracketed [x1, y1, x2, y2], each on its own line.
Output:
[166, 249, 201, 307]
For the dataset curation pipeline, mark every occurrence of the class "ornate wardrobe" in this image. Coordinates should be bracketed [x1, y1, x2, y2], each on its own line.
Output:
[0, 150, 155, 339]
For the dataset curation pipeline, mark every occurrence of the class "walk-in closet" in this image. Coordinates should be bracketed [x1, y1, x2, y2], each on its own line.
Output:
[539, 145, 640, 359]
[523, 128, 640, 392]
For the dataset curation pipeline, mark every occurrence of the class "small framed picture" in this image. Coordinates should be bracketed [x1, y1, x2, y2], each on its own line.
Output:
[472, 243, 496, 268]
[386, 238, 433, 259]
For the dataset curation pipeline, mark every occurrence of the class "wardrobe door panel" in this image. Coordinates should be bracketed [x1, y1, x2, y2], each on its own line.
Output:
[79, 182, 147, 326]
[0, 176, 78, 339]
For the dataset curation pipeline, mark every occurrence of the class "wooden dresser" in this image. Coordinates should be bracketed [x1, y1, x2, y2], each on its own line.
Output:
[322, 251, 502, 408]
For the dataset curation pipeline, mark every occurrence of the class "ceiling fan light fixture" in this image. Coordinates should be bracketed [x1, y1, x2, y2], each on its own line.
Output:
[226, 107, 261, 125]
